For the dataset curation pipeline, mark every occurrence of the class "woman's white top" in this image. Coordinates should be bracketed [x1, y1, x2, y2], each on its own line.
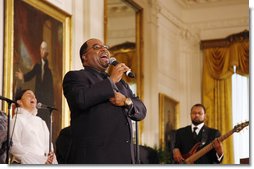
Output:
[10, 107, 57, 164]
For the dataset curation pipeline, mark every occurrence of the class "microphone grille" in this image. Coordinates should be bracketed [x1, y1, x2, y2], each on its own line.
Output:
[36, 102, 42, 109]
[109, 57, 116, 65]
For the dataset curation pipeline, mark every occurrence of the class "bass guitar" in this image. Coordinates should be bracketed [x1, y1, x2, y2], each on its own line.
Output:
[182, 121, 249, 164]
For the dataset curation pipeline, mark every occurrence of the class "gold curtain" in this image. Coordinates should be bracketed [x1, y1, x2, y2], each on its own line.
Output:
[230, 41, 249, 76]
[202, 37, 249, 164]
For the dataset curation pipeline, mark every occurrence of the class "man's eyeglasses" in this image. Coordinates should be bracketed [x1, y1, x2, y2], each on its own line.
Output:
[84, 44, 110, 54]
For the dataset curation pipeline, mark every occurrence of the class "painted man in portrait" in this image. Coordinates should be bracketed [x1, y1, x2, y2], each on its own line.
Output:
[15, 41, 54, 129]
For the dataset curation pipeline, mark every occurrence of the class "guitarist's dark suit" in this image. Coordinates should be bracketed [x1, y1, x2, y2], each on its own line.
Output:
[174, 125, 222, 164]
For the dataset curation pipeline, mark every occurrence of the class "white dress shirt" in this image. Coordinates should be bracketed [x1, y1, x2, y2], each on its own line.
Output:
[191, 123, 204, 135]
[41, 59, 45, 80]
[10, 108, 57, 164]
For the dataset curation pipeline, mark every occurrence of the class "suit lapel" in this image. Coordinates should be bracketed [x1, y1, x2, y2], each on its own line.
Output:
[84, 66, 105, 80]
[200, 125, 208, 147]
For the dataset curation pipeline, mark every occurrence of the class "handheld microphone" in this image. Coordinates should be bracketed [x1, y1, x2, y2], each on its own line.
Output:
[109, 57, 135, 78]
[36, 102, 57, 111]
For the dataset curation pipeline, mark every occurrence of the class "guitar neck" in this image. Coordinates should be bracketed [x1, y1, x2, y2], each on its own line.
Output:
[185, 129, 234, 164]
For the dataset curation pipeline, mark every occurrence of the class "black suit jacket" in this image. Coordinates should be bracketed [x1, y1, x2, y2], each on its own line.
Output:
[174, 125, 222, 164]
[23, 59, 54, 128]
[55, 126, 72, 164]
[62, 67, 146, 164]
[24, 59, 54, 105]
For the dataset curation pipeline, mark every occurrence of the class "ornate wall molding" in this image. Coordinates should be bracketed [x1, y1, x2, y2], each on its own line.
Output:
[156, 3, 200, 41]
[146, 0, 161, 27]
[150, 0, 248, 42]
[176, 0, 246, 9]
[158, 6, 248, 42]
[190, 17, 249, 31]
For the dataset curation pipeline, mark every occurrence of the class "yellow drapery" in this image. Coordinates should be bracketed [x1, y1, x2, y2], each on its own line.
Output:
[202, 35, 249, 164]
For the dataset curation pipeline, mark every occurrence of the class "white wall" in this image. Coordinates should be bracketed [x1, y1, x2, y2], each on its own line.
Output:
[135, 0, 161, 147]
[129, 0, 201, 147]
[183, 2, 249, 40]
[132, 0, 203, 147]
[46, 0, 72, 15]
[73, 0, 105, 70]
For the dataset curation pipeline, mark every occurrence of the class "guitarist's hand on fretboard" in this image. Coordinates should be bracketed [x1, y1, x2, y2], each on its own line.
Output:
[212, 138, 223, 157]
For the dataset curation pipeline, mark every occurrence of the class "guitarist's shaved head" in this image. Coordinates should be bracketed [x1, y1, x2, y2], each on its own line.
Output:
[191, 104, 206, 126]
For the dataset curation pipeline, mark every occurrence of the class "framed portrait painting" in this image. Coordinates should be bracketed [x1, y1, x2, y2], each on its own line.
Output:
[159, 93, 179, 152]
[4, 0, 72, 143]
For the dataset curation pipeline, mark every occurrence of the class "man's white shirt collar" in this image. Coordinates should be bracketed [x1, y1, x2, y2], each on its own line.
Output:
[191, 123, 204, 134]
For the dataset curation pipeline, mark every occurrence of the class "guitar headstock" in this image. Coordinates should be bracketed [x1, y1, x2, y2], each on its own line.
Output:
[233, 121, 249, 132]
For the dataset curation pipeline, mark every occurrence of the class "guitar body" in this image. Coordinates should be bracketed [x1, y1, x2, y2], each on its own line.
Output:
[182, 142, 201, 160]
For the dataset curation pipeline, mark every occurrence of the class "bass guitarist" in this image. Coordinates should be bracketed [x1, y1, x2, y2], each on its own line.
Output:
[173, 104, 224, 164]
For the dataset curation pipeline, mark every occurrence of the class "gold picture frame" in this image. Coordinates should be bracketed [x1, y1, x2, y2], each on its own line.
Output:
[4, 0, 72, 142]
[159, 93, 179, 150]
